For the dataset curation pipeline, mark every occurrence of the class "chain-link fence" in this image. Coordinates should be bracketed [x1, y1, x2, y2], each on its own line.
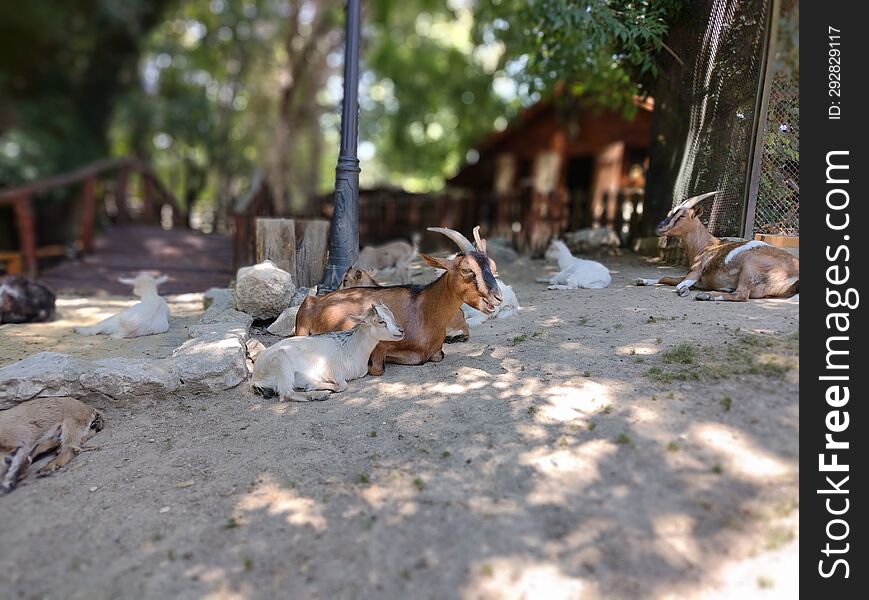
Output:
[645, 0, 775, 239]
[754, 0, 798, 235]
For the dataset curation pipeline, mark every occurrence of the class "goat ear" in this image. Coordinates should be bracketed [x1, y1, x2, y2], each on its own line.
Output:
[421, 254, 452, 271]
[155, 275, 169, 285]
[691, 205, 706, 219]
[118, 277, 135, 285]
[348, 313, 368, 325]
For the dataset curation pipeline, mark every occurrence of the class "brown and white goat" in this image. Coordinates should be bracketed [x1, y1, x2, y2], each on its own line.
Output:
[338, 266, 470, 343]
[636, 191, 799, 301]
[295, 227, 501, 375]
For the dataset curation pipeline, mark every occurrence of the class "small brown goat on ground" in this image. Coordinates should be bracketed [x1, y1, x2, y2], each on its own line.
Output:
[637, 191, 799, 301]
[338, 266, 469, 342]
[1, 397, 105, 494]
[295, 227, 501, 375]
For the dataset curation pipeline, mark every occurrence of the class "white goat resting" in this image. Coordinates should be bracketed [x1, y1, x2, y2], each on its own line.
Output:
[539, 240, 612, 289]
[74, 273, 170, 338]
[250, 302, 404, 402]
[461, 279, 521, 327]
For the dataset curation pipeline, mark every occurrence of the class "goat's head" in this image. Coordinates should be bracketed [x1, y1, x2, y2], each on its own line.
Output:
[656, 191, 719, 237]
[545, 239, 570, 262]
[118, 272, 168, 297]
[339, 267, 379, 289]
[349, 301, 404, 341]
[424, 226, 502, 315]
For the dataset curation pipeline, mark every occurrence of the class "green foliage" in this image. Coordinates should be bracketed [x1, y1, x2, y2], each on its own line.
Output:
[474, 0, 686, 116]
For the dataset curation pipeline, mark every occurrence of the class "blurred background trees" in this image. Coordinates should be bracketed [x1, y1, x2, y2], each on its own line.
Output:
[1, 0, 684, 230]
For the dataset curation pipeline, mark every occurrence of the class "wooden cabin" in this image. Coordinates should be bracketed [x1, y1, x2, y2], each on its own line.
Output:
[448, 98, 653, 255]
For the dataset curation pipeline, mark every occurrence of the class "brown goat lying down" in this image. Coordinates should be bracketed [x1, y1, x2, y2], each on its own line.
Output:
[338, 266, 470, 343]
[637, 191, 799, 301]
[295, 226, 501, 375]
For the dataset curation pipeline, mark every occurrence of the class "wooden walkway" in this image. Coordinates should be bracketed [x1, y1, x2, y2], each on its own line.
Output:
[38, 225, 235, 296]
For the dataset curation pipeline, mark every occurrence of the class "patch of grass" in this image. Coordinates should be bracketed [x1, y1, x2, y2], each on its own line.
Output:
[720, 396, 733, 412]
[166, 549, 175, 561]
[285, 480, 296, 489]
[510, 333, 528, 346]
[634, 356, 646, 364]
[357, 473, 370, 485]
[655, 336, 663, 344]
[480, 563, 494, 577]
[368, 430, 377, 438]
[711, 463, 724, 475]
[645, 332, 797, 383]
[757, 575, 775, 589]
[225, 517, 239, 529]
[578, 316, 589, 326]
[587, 421, 597, 431]
[662, 343, 697, 365]
[614, 323, 623, 330]
[667, 441, 680, 452]
[527, 405, 538, 415]
[243, 557, 254, 572]
[582, 370, 591, 377]
[441, 450, 451, 459]
[615, 433, 632, 445]
[412, 477, 425, 491]
[602, 404, 612, 415]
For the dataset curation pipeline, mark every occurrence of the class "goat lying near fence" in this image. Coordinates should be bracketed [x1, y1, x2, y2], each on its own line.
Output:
[636, 191, 799, 301]
[75, 273, 170, 338]
[0, 276, 56, 324]
[295, 226, 502, 375]
[250, 302, 403, 401]
[338, 266, 470, 342]
[1, 397, 105, 494]
[355, 234, 419, 284]
[538, 240, 612, 290]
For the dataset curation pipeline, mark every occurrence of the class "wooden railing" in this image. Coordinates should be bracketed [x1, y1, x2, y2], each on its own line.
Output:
[0, 157, 181, 277]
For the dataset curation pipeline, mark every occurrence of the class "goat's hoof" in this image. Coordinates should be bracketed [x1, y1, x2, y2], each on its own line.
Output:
[695, 292, 713, 301]
[677, 286, 691, 297]
[634, 278, 647, 286]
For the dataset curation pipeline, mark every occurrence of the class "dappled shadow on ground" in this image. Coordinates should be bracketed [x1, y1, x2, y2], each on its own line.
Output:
[0, 255, 798, 599]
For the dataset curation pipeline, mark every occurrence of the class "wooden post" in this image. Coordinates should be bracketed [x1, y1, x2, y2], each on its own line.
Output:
[79, 177, 97, 253]
[294, 219, 330, 287]
[142, 173, 157, 223]
[256, 218, 297, 276]
[115, 166, 131, 223]
[13, 194, 38, 278]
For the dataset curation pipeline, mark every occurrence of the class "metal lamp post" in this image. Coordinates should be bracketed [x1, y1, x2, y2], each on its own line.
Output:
[320, 0, 362, 291]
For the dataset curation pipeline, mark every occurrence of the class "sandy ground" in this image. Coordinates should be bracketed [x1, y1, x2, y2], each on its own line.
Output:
[0, 254, 799, 600]
[0, 294, 204, 364]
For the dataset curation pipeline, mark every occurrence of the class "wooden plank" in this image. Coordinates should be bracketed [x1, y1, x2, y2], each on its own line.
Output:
[12, 195, 38, 278]
[79, 177, 97, 252]
[294, 219, 330, 287]
[754, 233, 799, 248]
[256, 218, 297, 277]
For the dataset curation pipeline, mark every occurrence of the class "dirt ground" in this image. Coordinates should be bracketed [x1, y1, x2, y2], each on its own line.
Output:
[0, 254, 799, 600]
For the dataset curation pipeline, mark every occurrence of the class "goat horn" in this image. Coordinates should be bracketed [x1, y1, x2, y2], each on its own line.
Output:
[427, 227, 475, 253]
[668, 190, 720, 216]
[472, 226, 487, 253]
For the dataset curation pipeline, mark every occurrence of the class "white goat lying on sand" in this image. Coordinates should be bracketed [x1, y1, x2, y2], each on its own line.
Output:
[538, 239, 612, 290]
[75, 273, 170, 338]
[462, 279, 521, 327]
[250, 302, 404, 402]
[355, 234, 419, 284]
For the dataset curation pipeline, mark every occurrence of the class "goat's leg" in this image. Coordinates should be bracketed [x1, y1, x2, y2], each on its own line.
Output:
[635, 275, 685, 287]
[368, 348, 387, 376]
[695, 269, 752, 302]
[281, 390, 332, 402]
[37, 418, 87, 477]
[384, 350, 429, 365]
[1, 448, 32, 493]
[429, 350, 445, 362]
[674, 270, 703, 297]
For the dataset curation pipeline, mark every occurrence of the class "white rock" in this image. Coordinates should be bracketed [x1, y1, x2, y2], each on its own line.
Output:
[234, 261, 295, 320]
[267, 305, 301, 337]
